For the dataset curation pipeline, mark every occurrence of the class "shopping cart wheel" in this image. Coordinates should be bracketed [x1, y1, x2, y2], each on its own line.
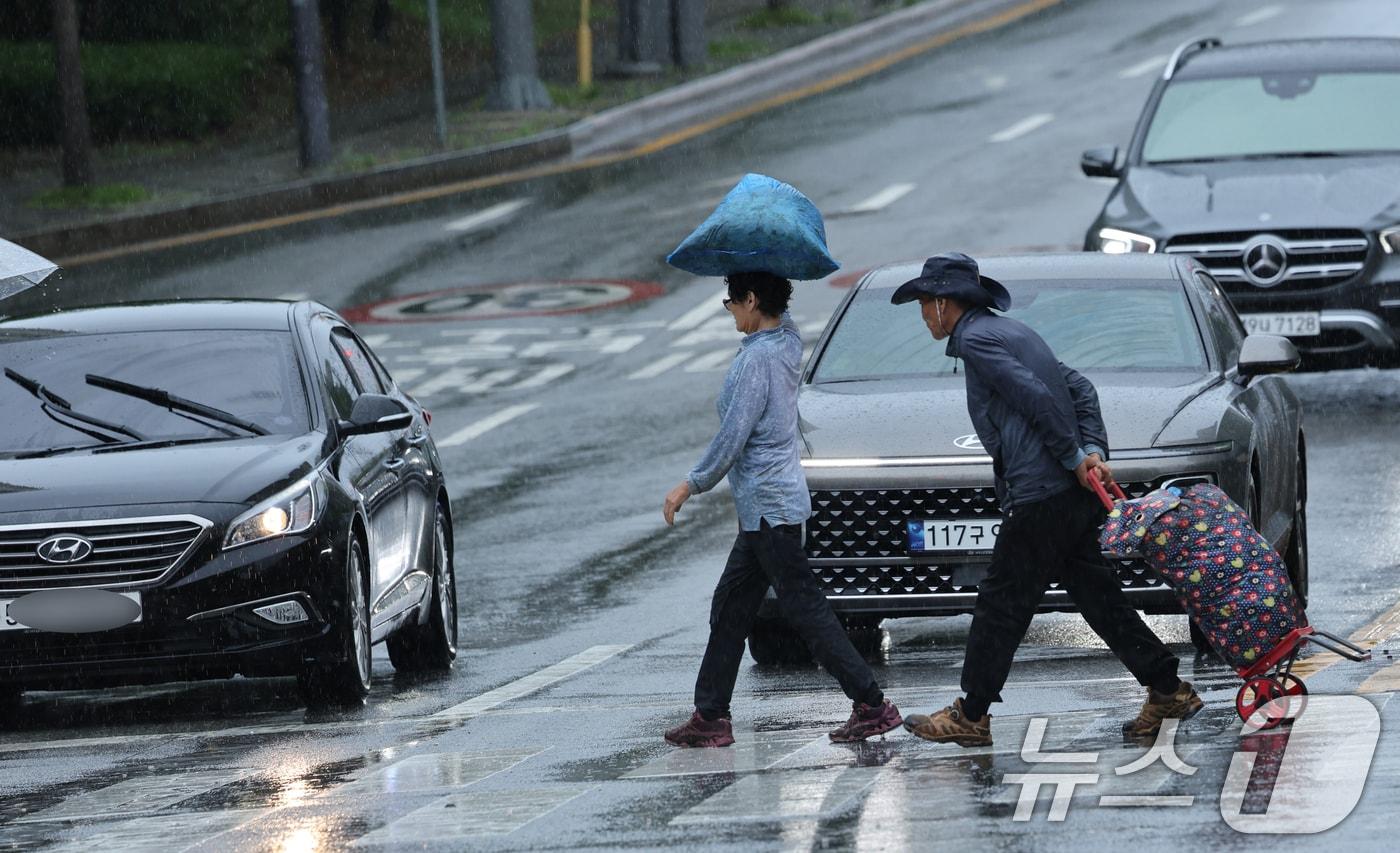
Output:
[1236, 676, 1290, 729]
[1276, 672, 1308, 696]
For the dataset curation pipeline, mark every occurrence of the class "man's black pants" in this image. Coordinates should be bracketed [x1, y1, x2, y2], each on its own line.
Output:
[695, 520, 882, 717]
[962, 487, 1180, 707]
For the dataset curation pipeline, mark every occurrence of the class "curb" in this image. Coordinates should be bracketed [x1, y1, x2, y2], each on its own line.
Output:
[14, 0, 1062, 263]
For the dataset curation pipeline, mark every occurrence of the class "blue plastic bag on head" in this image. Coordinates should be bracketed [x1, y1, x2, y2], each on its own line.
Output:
[666, 173, 839, 280]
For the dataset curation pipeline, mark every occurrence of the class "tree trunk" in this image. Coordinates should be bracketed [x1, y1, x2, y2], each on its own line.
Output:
[485, 0, 553, 111]
[671, 0, 707, 70]
[371, 0, 392, 44]
[289, 0, 333, 169]
[51, 0, 92, 187]
[323, 0, 352, 56]
[616, 0, 672, 73]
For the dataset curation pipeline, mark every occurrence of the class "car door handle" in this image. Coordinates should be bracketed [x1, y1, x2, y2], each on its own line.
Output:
[405, 430, 429, 446]
[382, 457, 407, 471]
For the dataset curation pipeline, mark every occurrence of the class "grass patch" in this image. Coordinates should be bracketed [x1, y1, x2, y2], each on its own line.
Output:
[708, 36, 765, 61]
[27, 183, 152, 210]
[546, 82, 600, 109]
[391, 0, 613, 49]
[824, 6, 858, 25]
[740, 7, 821, 29]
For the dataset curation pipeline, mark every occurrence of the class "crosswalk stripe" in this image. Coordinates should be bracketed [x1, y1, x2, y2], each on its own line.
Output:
[628, 351, 691, 380]
[352, 786, 594, 844]
[846, 183, 916, 214]
[670, 766, 883, 825]
[1118, 55, 1167, 79]
[1235, 5, 1282, 27]
[14, 768, 257, 823]
[433, 644, 632, 719]
[667, 290, 724, 332]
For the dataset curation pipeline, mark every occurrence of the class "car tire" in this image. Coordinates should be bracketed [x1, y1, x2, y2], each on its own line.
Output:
[748, 615, 812, 665]
[387, 507, 458, 673]
[299, 538, 372, 708]
[1284, 473, 1309, 610]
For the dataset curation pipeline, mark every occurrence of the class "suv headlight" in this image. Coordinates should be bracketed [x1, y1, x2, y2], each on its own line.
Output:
[1096, 227, 1157, 254]
[224, 471, 326, 550]
[1381, 227, 1400, 255]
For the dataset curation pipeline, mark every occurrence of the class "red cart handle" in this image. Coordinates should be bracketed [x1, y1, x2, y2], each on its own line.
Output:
[1088, 474, 1127, 512]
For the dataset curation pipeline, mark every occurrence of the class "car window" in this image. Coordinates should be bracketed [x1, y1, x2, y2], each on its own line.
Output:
[331, 328, 386, 395]
[0, 329, 311, 454]
[310, 321, 359, 419]
[1142, 72, 1400, 162]
[811, 279, 1208, 382]
[1195, 272, 1244, 367]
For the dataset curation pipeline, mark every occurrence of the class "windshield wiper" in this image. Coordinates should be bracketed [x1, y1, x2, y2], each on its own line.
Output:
[85, 374, 268, 436]
[1150, 150, 1391, 165]
[4, 368, 145, 444]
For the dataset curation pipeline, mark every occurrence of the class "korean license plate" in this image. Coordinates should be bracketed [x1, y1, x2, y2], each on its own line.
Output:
[1240, 312, 1321, 337]
[1, 591, 141, 632]
[908, 519, 1001, 553]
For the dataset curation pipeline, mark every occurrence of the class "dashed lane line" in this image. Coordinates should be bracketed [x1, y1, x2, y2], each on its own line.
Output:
[988, 113, 1054, 143]
[840, 183, 917, 215]
[443, 198, 531, 233]
[1235, 5, 1283, 27]
[1118, 55, 1168, 79]
[437, 402, 541, 448]
[432, 644, 633, 719]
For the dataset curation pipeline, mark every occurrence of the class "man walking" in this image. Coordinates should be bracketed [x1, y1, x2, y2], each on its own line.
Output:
[661, 271, 902, 748]
[891, 253, 1202, 744]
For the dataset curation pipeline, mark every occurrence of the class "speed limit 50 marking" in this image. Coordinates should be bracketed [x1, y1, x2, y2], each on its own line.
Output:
[342, 279, 663, 324]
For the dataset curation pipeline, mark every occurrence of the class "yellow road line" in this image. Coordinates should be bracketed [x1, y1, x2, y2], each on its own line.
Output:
[56, 0, 1064, 269]
[1290, 598, 1400, 680]
[1357, 658, 1400, 694]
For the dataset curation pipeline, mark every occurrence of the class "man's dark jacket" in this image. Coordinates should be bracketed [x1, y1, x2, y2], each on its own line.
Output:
[946, 307, 1109, 509]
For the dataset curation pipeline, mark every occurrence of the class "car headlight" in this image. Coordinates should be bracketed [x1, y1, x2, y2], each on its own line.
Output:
[1381, 227, 1400, 255]
[1096, 227, 1157, 254]
[224, 472, 326, 550]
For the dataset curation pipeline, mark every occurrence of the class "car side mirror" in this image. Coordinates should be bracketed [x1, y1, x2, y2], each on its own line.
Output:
[1237, 334, 1301, 378]
[337, 394, 412, 437]
[1081, 145, 1121, 178]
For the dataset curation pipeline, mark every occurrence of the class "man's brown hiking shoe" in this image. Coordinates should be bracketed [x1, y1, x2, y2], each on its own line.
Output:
[1123, 681, 1204, 737]
[665, 710, 735, 748]
[903, 698, 992, 747]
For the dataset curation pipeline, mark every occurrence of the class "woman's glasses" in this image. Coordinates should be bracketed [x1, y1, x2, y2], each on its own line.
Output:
[721, 297, 734, 309]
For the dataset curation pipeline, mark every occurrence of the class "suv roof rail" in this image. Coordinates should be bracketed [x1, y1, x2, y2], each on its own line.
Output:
[1163, 37, 1223, 80]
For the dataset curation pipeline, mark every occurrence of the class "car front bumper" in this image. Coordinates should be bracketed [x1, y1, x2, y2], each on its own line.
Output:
[0, 524, 347, 690]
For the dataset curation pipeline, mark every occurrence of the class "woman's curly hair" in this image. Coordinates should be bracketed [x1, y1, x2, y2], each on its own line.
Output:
[725, 271, 793, 317]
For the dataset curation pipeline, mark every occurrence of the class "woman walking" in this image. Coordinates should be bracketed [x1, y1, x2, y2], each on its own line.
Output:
[661, 271, 902, 748]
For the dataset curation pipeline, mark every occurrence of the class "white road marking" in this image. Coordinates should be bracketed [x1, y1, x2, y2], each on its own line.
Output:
[511, 363, 574, 389]
[433, 644, 632, 719]
[670, 767, 883, 825]
[1119, 54, 1168, 79]
[443, 198, 531, 233]
[667, 289, 725, 331]
[361, 333, 392, 348]
[685, 349, 738, 372]
[277, 291, 309, 301]
[15, 768, 256, 823]
[437, 403, 541, 448]
[625, 731, 823, 779]
[352, 786, 594, 844]
[701, 174, 745, 189]
[628, 352, 692, 380]
[322, 749, 545, 800]
[845, 183, 916, 215]
[989, 113, 1054, 143]
[985, 74, 1009, 91]
[1235, 5, 1282, 26]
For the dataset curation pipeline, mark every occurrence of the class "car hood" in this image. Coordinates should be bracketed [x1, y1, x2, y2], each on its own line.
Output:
[0, 434, 324, 514]
[1107, 157, 1400, 235]
[799, 373, 1216, 460]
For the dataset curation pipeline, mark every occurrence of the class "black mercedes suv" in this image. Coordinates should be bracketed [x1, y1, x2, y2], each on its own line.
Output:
[1082, 37, 1400, 367]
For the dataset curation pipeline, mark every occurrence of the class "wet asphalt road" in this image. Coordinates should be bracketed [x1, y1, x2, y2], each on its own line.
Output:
[5, 0, 1400, 849]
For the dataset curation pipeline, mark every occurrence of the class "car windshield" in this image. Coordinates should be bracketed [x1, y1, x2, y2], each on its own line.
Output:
[0, 329, 310, 455]
[1142, 71, 1400, 163]
[811, 279, 1207, 382]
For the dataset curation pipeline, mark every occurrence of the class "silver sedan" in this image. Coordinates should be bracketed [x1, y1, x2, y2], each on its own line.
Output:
[749, 253, 1306, 663]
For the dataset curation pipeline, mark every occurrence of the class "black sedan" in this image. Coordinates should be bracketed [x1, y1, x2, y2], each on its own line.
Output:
[0, 300, 456, 709]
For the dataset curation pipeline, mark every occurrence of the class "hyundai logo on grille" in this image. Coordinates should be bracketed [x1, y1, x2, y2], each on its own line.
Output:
[954, 434, 984, 450]
[36, 534, 95, 564]
[1242, 235, 1288, 287]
